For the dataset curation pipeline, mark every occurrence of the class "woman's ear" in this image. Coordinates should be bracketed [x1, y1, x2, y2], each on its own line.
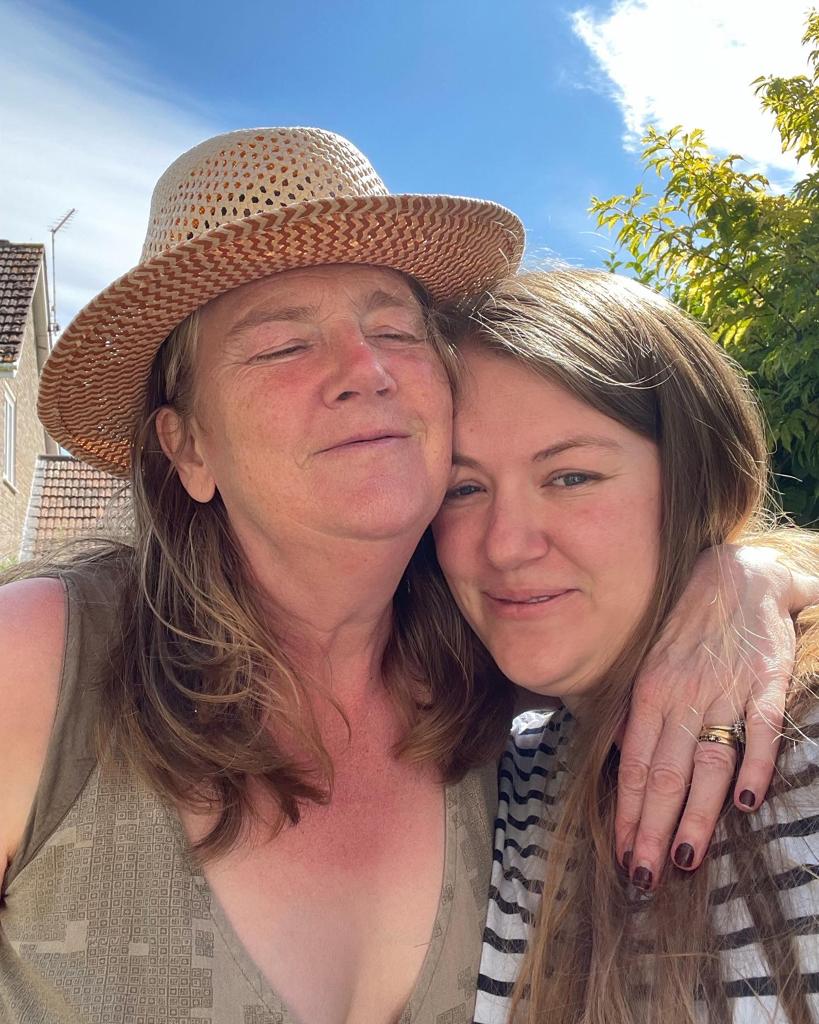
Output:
[155, 406, 216, 503]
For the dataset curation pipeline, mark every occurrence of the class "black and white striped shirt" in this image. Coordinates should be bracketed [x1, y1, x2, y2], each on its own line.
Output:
[475, 708, 819, 1023]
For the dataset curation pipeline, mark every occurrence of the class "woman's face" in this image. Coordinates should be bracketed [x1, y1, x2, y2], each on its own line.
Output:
[432, 344, 663, 705]
[165, 264, 453, 558]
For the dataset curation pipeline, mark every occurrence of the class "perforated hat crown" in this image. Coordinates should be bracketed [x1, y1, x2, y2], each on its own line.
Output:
[141, 128, 391, 258]
[39, 126, 525, 477]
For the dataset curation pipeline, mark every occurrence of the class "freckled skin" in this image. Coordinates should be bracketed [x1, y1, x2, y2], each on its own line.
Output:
[177, 263, 453, 562]
[159, 265, 456, 1024]
[432, 345, 662, 705]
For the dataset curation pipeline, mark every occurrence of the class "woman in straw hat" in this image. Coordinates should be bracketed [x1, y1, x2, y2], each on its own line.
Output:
[432, 268, 819, 1024]
[0, 128, 815, 1024]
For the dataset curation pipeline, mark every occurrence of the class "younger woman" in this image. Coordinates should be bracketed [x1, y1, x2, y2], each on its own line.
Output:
[432, 269, 819, 1023]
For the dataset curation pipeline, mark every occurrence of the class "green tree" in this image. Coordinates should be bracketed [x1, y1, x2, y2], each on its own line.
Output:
[591, 12, 819, 523]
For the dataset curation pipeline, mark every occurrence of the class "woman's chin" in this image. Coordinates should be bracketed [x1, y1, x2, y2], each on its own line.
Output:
[496, 656, 601, 706]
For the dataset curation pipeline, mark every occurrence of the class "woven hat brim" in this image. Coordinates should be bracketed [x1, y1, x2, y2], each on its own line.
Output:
[38, 193, 524, 478]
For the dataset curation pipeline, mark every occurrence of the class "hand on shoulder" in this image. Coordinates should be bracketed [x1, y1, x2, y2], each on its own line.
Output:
[0, 576, 67, 880]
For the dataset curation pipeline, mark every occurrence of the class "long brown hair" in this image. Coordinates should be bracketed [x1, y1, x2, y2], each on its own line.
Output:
[441, 268, 819, 1023]
[15, 277, 513, 861]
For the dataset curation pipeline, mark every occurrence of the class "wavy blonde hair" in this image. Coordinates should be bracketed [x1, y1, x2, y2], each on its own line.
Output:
[439, 268, 819, 1024]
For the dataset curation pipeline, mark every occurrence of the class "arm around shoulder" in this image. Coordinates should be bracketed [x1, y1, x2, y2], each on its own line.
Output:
[0, 576, 67, 882]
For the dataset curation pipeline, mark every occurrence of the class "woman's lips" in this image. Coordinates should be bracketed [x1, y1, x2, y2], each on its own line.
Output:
[484, 589, 576, 619]
[318, 432, 410, 453]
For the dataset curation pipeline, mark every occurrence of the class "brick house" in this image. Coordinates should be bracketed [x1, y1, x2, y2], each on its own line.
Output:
[0, 241, 57, 562]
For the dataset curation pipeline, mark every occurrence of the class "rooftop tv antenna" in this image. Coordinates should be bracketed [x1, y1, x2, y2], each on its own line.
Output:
[48, 208, 77, 336]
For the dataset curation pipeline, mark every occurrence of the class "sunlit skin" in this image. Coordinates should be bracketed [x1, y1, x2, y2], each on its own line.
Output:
[432, 344, 663, 708]
[153, 265, 456, 1023]
[157, 264, 454, 639]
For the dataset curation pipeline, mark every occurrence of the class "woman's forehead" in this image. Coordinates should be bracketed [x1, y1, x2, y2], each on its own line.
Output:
[200, 264, 420, 324]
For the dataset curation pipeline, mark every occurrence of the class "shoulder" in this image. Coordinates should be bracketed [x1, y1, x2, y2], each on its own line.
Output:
[0, 576, 68, 876]
[0, 576, 67, 688]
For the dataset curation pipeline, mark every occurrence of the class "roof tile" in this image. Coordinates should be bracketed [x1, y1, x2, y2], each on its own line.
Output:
[21, 455, 131, 558]
[0, 241, 45, 363]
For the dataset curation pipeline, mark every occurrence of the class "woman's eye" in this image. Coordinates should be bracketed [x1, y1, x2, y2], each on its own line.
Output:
[252, 343, 307, 361]
[372, 331, 422, 344]
[551, 472, 596, 488]
[444, 482, 484, 500]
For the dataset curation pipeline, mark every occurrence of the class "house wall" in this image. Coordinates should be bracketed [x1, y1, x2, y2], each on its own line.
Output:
[0, 304, 46, 562]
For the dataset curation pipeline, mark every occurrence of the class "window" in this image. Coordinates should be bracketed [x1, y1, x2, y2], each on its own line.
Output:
[3, 386, 16, 488]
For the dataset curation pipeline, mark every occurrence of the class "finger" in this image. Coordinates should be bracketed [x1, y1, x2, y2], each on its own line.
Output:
[671, 738, 737, 870]
[627, 714, 700, 890]
[734, 683, 786, 811]
[614, 700, 665, 866]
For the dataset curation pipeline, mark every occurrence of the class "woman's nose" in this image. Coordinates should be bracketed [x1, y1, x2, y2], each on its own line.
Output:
[321, 328, 397, 405]
[483, 500, 551, 572]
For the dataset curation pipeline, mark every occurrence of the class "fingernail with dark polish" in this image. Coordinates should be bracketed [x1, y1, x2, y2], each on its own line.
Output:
[739, 789, 756, 808]
[632, 866, 653, 890]
[674, 842, 695, 868]
[623, 850, 632, 869]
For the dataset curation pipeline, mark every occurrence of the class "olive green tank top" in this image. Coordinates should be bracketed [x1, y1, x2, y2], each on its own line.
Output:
[0, 569, 497, 1023]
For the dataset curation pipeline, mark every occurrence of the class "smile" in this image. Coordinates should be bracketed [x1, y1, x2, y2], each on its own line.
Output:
[319, 432, 410, 453]
[485, 590, 576, 618]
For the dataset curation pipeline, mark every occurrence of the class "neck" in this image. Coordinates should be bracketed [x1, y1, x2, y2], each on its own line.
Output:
[235, 521, 421, 711]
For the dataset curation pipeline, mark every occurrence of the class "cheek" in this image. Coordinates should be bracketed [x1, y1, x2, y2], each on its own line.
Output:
[196, 392, 296, 493]
[633, 477, 663, 572]
[423, 370, 454, 437]
[570, 488, 659, 585]
[601, 489, 663, 616]
[432, 514, 492, 634]
[431, 512, 474, 590]
[430, 514, 458, 575]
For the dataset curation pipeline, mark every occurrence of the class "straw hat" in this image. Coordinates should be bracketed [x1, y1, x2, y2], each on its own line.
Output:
[38, 126, 525, 478]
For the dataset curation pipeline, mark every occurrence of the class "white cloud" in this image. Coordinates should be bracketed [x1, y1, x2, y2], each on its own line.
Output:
[0, 0, 216, 330]
[571, 0, 813, 178]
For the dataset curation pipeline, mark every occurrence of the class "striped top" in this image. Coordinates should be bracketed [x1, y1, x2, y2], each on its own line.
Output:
[475, 707, 819, 1024]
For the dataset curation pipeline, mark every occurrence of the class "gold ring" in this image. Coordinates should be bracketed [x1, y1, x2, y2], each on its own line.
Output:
[697, 723, 745, 748]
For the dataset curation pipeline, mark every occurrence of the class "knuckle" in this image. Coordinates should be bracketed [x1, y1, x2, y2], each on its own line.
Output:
[739, 752, 777, 774]
[615, 811, 639, 833]
[745, 702, 785, 730]
[745, 663, 789, 695]
[633, 667, 664, 699]
[646, 764, 689, 799]
[615, 830, 636, 850]
[637, 664, 698, 706]
[618, 759, 649, 794]
[633, 827, 667, 858]
[679, 806, 718, 834]
[693, 745, 736, 773]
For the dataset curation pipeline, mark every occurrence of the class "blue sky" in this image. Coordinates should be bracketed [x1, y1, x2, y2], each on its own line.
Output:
[2, 0, 812, 329]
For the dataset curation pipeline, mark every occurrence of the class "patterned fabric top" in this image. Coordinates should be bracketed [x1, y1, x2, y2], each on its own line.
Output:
[0, 242, 43, 364]
[0, 567, 497, 1023]
[475, 708, 819, 1024]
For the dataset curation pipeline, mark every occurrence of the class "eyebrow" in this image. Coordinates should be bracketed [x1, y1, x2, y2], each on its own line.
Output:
[225, 288, 421, 341]
[225, 304, 320, 339]
[361, 289, 422, 316]
[452, 435, 623, 470]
